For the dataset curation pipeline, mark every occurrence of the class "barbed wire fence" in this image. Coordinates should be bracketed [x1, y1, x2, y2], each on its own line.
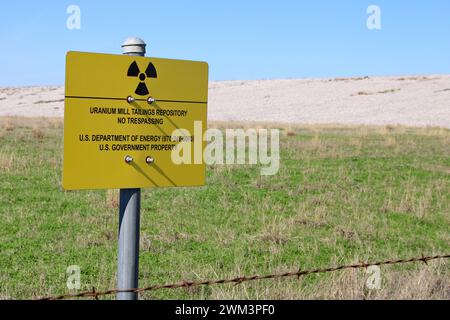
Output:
[35, 253, 450, 300]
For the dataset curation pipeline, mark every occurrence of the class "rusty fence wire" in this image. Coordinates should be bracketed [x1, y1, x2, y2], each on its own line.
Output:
[36, 253, 450, 300]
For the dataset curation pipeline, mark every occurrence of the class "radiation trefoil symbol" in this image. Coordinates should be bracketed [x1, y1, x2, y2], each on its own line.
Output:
[127, 61, 157, 96]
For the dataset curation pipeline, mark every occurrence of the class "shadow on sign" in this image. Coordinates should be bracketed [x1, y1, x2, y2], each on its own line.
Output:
[152, 162, 177, 187]
[130, 162, 159, 187]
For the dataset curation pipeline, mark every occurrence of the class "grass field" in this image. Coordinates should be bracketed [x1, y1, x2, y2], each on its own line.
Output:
[0, 117, 449, 300]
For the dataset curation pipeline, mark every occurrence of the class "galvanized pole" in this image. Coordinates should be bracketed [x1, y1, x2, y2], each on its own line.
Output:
[117, 37, 146, 300]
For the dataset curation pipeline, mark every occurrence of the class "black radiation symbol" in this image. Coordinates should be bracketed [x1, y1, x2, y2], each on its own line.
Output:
[127, 61, 157, 96]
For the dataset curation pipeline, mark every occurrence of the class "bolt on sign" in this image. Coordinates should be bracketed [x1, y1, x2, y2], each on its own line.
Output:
[62, 52, 208, 190]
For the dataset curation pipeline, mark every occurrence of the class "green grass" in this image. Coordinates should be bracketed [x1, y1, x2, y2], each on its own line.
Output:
[0, 118, 449, 299]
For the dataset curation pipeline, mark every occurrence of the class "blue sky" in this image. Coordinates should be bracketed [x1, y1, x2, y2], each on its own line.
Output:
[0, 1, 449, 86]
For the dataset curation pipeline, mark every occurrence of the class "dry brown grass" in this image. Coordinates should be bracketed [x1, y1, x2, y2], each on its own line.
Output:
[209, 121, 448, 137]
[380, 178, 447, 219]
[0, 151, 28, 173]
[32, 128, 44, 140]
[259, 216, 291, 245]
[0, 152, 15, 172]
[0, 116, 63, 129]
[205, 259, 449, 300]
[383, 136, 397, 148]
[422, 165, 450, 175]
[106, 189, 119, 209]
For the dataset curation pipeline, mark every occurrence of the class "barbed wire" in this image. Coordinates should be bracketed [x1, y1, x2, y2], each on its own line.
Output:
[36, 253, 449, 300]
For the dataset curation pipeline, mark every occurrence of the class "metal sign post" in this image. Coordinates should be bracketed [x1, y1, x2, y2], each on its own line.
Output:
[117, 37, 146, 300]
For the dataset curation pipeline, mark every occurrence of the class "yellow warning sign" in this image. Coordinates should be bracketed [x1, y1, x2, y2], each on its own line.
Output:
[62, 51, 208, 190]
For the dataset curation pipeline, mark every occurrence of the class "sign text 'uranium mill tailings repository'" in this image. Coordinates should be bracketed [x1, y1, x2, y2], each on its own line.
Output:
[63, 51, 208, 190]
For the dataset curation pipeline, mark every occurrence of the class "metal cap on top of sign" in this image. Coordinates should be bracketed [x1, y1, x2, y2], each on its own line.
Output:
[62, 51, 208, 190]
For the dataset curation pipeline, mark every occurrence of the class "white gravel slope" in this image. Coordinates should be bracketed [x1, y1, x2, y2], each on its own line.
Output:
[1, 75, 449, 127]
